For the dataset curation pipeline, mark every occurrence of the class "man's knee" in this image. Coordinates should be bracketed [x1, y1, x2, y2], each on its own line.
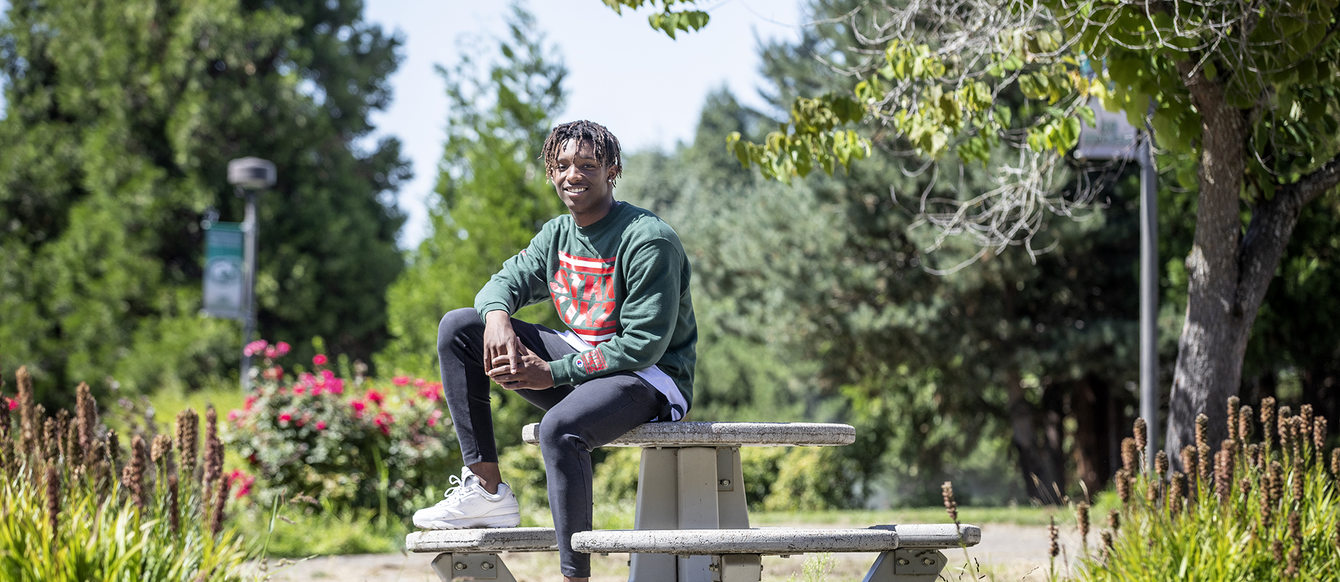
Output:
[537, 413, 587, 453]
[438, 308, 481, 352]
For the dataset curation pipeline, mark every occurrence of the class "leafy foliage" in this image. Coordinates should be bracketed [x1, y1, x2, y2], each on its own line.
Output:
[0, 0, 408, 401]
[600, 0, 711, 38]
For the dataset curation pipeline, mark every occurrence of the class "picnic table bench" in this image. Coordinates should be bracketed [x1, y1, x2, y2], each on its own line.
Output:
[406, 421, 980, 582]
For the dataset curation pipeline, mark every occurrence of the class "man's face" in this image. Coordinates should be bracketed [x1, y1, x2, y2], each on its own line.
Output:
[551, 139, 616, 226]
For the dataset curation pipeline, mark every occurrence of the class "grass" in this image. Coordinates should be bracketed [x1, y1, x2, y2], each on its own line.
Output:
[751, 504, 1055, 527]
[104, 381, 248, 438]
[234, 504, 404, 558]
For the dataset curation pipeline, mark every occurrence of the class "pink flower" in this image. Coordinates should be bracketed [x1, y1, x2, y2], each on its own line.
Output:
[327, 378, 345, 395]
[278, 412, 293, 423]
[316, 421, 327, 430]
[351, 400, 367, 417]
[243, 340, 268, 357]
[227, 410, 242, 422]
[263, 366, 284, 381]
[392, 376, 410, 386]
[293, 385, 306, 396]
[418, 386, 441, 401]
[414, 378, 427, 388]
[244, 395, 258, 411]
[313, 353, 329, 366]
[264, 346, 278, 359]
[6, 398, 17, 411]
[373, 411, 394, 435]
[229, 470, 256, 498]
[366, 389, 385, 406]
[321, 369, 336, 381]
[276, 341, 291, 356]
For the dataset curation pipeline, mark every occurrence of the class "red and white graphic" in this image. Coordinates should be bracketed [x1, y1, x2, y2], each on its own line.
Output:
[550, 251, 618, 344]
[574, 349, 608, 373]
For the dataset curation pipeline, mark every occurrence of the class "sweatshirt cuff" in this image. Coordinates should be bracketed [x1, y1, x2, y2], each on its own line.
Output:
[474, 303, 511, 323]
[549, 356, 577, 386]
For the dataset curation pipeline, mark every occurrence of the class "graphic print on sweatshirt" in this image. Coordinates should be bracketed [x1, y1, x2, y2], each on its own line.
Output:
[550, 251, 618, 354]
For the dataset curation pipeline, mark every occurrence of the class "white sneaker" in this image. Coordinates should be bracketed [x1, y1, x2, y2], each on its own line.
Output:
[413, 467, 521, 529]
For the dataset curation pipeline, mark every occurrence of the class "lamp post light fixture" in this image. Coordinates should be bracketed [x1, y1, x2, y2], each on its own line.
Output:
[227, 157, 276, 392]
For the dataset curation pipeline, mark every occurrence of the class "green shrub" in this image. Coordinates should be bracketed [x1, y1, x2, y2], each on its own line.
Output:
[594, 447, 642, 503]
[498, 443, 550, 511]
[0, 368, 251, 580]
[221, 340, 456, 521]
[1075, 398, 1340, 580]
[741, 446, 788, 509]
[762, 446, 859, 511]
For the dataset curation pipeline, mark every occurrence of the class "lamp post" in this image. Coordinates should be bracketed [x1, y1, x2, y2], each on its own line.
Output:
[228, 157, 277, 392]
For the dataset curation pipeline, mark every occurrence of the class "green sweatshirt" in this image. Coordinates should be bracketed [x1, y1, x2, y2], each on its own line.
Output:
[475, 201, 697, 410]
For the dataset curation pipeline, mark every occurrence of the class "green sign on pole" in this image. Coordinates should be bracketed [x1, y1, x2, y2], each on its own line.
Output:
[203, 222, 246, 320]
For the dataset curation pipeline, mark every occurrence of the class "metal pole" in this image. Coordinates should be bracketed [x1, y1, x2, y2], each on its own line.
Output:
[241, 188, 258, 392]
[1138, 133, 1159, 470]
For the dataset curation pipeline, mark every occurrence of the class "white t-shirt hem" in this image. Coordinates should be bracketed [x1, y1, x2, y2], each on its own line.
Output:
[555, 331, 687, 422]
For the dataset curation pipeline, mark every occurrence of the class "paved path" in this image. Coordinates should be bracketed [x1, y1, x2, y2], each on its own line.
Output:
[251, 522, 1089, 581]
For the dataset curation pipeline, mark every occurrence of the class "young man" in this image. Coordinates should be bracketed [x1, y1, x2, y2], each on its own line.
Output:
[413, 120, 697, 581]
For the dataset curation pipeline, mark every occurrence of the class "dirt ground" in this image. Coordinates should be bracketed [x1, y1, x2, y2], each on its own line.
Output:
[251, 522, 1092, 581]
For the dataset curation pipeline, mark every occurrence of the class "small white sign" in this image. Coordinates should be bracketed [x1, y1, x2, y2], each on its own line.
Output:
[1075, 97, 1139, 161]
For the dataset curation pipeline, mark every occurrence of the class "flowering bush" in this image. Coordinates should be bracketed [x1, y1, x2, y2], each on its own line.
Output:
[223, 341, 457, 519]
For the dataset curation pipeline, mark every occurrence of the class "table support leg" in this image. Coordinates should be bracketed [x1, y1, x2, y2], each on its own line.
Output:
[431, 552, 518, 582]
[712, 554, 762, 582]
[628, 445, 751, 582]
[630, 448, 679, 581]
[676, 447, 719, 582]
[863, 548, 947, 582]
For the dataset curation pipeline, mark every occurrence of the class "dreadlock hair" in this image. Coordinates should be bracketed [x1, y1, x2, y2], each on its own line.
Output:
[541, 120, 623, 186]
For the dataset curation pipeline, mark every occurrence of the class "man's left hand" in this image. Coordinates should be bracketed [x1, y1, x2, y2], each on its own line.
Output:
[487, 346, 554, 390]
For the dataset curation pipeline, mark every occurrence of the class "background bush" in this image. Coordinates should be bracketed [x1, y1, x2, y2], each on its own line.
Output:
[221, 341, 456, 521]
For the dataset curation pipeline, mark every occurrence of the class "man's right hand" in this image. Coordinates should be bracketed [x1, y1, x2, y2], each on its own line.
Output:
[482, 310, 521, 374]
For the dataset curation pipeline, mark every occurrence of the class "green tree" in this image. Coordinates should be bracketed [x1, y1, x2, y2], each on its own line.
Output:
[377, 3, 566, 449]
[604, 0, 1340, 463]
[0, 0, 407, 400]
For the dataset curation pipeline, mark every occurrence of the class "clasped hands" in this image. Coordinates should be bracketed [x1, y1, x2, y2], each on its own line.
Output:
[483, 310, 554, 390]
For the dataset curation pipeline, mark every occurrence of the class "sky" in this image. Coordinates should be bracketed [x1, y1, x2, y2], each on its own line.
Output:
[362, 0, 807, 248]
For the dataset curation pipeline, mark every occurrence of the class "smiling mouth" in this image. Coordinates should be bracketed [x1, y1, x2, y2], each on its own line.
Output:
[564, 185, 588, 194]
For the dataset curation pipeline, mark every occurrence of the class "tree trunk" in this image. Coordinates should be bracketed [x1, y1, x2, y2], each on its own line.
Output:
[1070, 375, 1115, 495]
[1007, 376, 1067, 503]
[1164, 69, 1250, 465]
[1165, 63, 1340, 466]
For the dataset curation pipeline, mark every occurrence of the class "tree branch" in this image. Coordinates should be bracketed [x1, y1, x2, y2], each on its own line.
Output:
[1278, 149, 1340, 207]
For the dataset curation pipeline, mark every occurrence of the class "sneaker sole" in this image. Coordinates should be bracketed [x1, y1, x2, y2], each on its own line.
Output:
[414, 514, 522, 530]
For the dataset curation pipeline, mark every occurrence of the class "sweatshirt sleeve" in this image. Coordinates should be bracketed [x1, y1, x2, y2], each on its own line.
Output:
[474, 223, 554, 319]
[548, 235, 683, 386]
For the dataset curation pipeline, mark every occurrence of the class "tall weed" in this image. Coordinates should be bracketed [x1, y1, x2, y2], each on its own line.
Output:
[1074, 397, 1340, 580]
[0, 367, 252, 581]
